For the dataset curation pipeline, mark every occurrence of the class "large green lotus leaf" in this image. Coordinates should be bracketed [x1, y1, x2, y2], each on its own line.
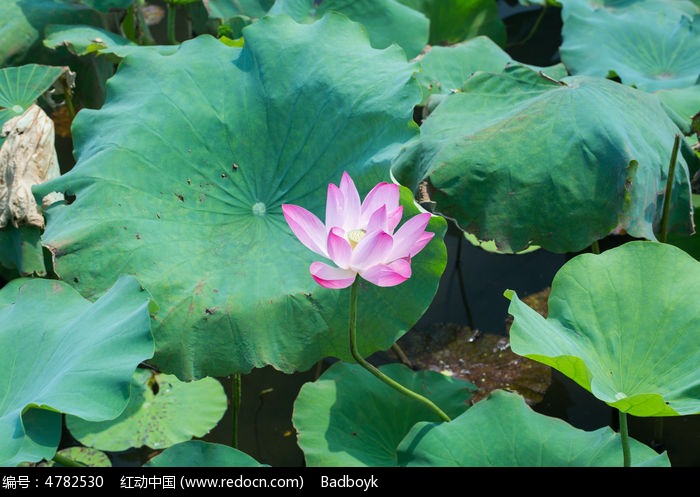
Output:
[72, 0, 133, 11]
[99, 44, 179, 58]
[293, 362, 475, 467]
[0, 276, 155, 467]
[655, 85, 700, 134]
[0, 225, 46, 276]
[66, 368, 228, 451]
[559, 0, 700, 91]
[397, 0, 506, 47]
[268, 0, 429, 59]
[34, 16, 446, 380]
[7, 408, 60, 468]
[34, 447, 112, 467]
[204, 0, 274, 19]
[397, 390, 671, 466]
[42, 25, 179, 63]
[415, 35, 568, 106]
[506, 241, 700, 417]
[43, 25, 136, 57]
[392, 65, 694, 254]
[145, 441, 267, 467]
[0, 0, 101, 66]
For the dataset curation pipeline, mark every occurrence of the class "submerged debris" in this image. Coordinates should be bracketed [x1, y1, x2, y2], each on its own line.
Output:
[396, 287, 553, 405]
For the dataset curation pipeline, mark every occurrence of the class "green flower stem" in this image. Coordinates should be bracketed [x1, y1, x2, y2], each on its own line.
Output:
[658, 133, 681, 243]
[619, 410, 631, 467]
[590, 240, 600, 255]
[508, 4, 548, 48]
[348, 278, 451, 423]
[391, 342, 413, 368]
[135, 0, 156, 45]
[231, 373, 242, 449]
[52, 453, 86, 467]
[61, 76, 76, 120]
[651, 134, 680, 450]
[455, 234, 475, 329]
[314, 359, 325, 380]
[166, 3, 177, 45]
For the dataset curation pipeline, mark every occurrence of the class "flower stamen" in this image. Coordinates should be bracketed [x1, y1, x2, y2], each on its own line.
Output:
[347, 228, 366, 249]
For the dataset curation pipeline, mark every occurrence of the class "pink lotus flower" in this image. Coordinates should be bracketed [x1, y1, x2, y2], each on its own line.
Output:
[282, 172, 435, 289]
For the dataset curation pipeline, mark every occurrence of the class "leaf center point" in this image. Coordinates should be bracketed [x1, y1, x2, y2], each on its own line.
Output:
[252, 202, 266, 216]
[347, 229, 366, 249]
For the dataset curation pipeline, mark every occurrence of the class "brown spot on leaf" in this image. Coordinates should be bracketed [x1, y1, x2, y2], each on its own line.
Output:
[193, 279, 208, 296]
[47, 244, 65, 258]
